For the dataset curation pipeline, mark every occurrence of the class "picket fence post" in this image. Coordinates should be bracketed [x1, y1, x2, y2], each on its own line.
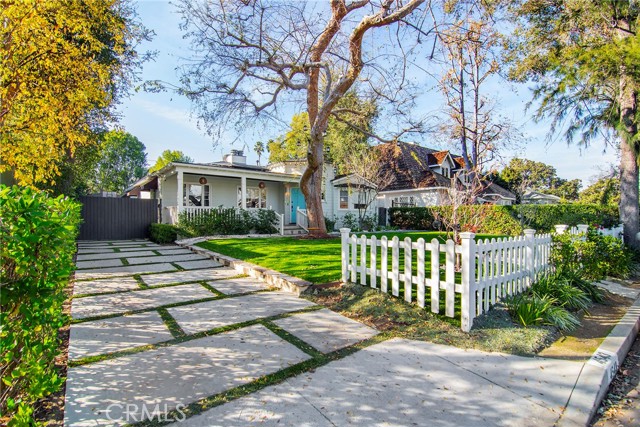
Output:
[460, 232, 476, 332]
[577, 224, 589, 234]
[555, 224, 568, 234]
[524, 229, 535, 286]
[340, 228, 350, 283]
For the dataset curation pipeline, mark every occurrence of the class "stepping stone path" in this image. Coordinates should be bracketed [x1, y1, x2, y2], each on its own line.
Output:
[65, 240, 378, 426]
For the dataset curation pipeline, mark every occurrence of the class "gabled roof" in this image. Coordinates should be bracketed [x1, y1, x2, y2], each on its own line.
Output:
[482, 182, 517, 200]
[374, 142, 453, 191]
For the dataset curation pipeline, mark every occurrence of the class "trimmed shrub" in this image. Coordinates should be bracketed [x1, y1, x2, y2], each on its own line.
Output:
[149, 223, 180, 244]
[1, 185, 81, 425]
[508, 204, 619, 232]
[389, 204, 619, 235]
[389, 205, 522, 235]
[252, 209, 278, 234]
[551, 230, 632, 280]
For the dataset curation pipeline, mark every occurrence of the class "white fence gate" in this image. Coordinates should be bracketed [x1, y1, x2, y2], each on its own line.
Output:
[340, 223, 622, 332]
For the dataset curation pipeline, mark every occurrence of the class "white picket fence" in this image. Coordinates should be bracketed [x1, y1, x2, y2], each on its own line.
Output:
[339, 223, 620, 332]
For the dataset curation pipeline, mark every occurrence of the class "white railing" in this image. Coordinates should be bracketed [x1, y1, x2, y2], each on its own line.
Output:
[340, 226, 565, 332]
[296, 208, 308, 231]
[599, 224, 623, 241]
[275, 212, 285, 235]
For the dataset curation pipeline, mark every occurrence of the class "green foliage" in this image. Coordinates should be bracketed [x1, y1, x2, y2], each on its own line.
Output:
[551, 230, 632, 280]
[324, 216, 337, 233]
[530, 272, 591, 311]
[252, 209, 278, 234]
[510, 204, 619, 231]
[389, 206, 523, 235]
[503, 293, 579, 332]
[0, 0, 149, 188]
[178, 208, 278, 236]
[93, 131, 148, 193]
[0, 185, 81, 425]
[499, 158, 575, 199]
[579, 176, 620, 206]
[341, 212, 359, 231]
[267, 92, 377, 173]
[149, 150, 193, 173]
[149, 223, 180, 244]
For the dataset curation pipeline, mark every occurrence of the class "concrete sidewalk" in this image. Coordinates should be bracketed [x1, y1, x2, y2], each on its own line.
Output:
[171, 338, 584, 427]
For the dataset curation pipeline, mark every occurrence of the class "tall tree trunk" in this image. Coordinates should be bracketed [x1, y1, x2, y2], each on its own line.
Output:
[300, 126, 328, 237]
[617, 19, 640, 249]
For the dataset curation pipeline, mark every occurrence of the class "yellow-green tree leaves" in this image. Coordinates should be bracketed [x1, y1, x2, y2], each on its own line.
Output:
[0, 0, 148, 188]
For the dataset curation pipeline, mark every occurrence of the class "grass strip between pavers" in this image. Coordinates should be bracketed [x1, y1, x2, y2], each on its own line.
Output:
[128, 331, 391, 427]
[157, 308, 186, 339]
[68, 305, 326, 368]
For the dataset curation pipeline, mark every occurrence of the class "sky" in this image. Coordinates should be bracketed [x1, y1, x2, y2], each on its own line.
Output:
[118, 1, 619, 186]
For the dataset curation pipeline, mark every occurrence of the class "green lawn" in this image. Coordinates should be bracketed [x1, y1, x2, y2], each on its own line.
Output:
[197, 231, 500, 285]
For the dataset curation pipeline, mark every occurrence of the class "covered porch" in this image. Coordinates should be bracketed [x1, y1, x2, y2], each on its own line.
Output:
[156, 162, 308, 234]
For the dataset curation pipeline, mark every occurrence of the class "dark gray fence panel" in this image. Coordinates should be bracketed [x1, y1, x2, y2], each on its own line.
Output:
[78, 197, 157, 240]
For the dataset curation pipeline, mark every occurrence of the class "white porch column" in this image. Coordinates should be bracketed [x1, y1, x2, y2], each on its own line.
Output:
[240, 176, 247, 209]
[177, 170, 184, 214]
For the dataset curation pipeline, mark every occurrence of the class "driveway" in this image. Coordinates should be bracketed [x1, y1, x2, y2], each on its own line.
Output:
[65, 240, 584, 427]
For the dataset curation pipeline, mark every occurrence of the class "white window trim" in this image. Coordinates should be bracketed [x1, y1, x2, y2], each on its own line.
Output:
[338, 188, 349, 210]
[183, 182, 211, 207]
[237, 186, 267, 209]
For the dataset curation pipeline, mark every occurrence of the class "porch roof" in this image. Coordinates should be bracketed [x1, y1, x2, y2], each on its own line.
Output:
[155, 161, 301, 184]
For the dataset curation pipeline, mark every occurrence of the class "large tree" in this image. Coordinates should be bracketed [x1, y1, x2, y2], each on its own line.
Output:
[93, 131, 147, 193]
[499, 158, 580, 201]
[435, 11, 517, 172]
[176, 0, 429, 236]
[508, 0, 640, 247]
[0, 0, 149, 188]
[149, 150, 193, 173]
[268, 91, 378, 173]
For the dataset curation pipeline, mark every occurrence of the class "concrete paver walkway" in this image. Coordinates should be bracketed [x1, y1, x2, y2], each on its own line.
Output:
[66, 239, 590, 427]
[66, 240, 378, 426]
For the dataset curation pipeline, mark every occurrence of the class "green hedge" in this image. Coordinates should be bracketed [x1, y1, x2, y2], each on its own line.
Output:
[508, 204, 619, 231]
[149, 223, 180, 244]
[389, 205, 522, 235]
[0, 186, 81, 426]
[389, 204, 619, 235]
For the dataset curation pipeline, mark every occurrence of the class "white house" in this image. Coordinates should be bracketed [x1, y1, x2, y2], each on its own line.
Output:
[129, 143, 515, 234]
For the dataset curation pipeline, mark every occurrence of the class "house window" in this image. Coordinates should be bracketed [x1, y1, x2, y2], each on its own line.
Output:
[237, 187, 267, 209]
[392, 196, 415, 208]
[339, 189, 349, 209]
[442, 167, 450, 178]
[183, 184, 210, 206]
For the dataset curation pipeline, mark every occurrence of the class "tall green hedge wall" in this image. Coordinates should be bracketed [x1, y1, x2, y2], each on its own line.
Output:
[0, 186, 81, 425]
[388, 204, 619, 235]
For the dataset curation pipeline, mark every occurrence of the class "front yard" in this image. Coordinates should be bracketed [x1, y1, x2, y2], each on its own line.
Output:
[196, 231, 500, 284]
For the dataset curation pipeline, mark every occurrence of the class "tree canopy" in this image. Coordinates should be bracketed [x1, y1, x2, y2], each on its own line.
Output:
[499, 158, 581, 201]
[507, 0, 640, 245]
[149, 150, 193, 173]
[0, 0, 149, 188]
[93, 131, 147, 193]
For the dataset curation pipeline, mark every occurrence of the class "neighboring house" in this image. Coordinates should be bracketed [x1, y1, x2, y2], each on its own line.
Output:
[373, 142, 516, 208]
[521, 190, 562, 205]
[130, 143, 515, 233]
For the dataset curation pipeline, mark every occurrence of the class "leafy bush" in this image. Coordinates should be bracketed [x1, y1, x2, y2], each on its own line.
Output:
[389, 204, 619, 235]
[551, 230, 631, 280]
[324, 216, 336, 232]
[341, 212, 359, 231]
[1, 185, 81, 425]
[178, 208, 279, 236]
[149, 223, 180, 244]
[389, 206, 522, 235]
[508, 204, 619, 232]
[252, 209, 278, 234]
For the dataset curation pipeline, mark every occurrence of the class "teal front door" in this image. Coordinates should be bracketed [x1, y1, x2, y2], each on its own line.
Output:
[290, 187, 306, 223]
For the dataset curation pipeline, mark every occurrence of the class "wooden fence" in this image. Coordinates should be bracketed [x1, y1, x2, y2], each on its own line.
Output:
[339, 224, 621, 332]
[78, 196, 157, 240]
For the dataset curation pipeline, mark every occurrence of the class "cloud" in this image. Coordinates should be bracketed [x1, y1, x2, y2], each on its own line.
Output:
[134, 98, 202, 135]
